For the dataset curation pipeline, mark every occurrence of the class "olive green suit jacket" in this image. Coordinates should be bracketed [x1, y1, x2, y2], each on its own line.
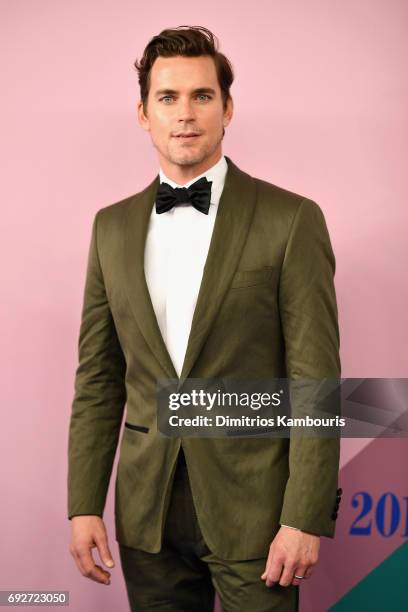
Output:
[67, 156, 341, 560]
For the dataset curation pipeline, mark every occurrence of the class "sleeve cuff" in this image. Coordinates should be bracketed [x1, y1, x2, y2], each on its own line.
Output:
[280, 524, 301, 531]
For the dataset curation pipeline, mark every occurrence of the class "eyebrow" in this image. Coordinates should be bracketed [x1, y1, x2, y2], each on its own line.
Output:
[154, 87, 216, 98]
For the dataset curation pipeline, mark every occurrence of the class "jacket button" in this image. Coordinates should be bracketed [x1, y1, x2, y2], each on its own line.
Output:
[337, 487, 343, 496]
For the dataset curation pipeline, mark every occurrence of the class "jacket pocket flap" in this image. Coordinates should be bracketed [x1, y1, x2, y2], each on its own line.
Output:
[230, 267, 274, 289]
[124, 422, 149, 433]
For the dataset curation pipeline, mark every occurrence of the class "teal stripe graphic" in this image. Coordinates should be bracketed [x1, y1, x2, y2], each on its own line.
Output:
[330, 540, 408, 611]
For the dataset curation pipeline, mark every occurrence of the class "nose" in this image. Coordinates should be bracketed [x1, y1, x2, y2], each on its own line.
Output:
[177, 96, 195, 123]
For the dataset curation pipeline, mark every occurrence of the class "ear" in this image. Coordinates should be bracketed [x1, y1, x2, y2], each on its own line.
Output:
[223, 96, 233, 129]
[137, 100, 150, 132]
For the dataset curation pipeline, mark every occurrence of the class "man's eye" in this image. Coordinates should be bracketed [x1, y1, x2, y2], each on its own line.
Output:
[160, 96, 174, 103]
[197, 94, 211, 101]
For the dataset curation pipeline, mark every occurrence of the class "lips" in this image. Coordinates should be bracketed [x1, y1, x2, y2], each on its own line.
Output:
[173, 133, 201, 138]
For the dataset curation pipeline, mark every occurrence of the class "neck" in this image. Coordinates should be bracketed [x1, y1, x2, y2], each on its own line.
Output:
[159, 150, 222, 185]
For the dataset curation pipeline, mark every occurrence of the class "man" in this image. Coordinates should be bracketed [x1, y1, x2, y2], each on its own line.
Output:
[68, 25, 342, 611]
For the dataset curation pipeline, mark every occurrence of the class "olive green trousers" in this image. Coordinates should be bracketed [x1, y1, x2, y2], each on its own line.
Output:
[119, 450, 299, 611]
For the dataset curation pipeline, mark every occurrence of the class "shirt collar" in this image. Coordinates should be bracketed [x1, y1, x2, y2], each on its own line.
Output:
[158, 155, 228, 206]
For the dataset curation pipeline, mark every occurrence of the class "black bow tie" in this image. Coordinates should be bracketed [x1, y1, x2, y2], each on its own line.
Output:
[155, 176, 212, 215]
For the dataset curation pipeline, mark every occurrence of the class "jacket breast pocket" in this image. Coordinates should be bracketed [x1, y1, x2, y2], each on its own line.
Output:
[229, 267, 275, 289]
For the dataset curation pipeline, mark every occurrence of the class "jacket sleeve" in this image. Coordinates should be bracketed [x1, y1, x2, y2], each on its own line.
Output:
[67, 211, 127, 519]
[278, 198, 341, 537]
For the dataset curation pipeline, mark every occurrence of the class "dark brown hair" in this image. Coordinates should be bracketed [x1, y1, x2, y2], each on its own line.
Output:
[134, 25, 234, 113]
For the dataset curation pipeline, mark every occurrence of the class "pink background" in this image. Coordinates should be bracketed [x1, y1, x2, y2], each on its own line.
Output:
[1, 1, 407, 610]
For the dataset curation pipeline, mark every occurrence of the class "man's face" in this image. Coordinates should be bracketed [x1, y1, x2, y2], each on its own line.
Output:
[138, 55, 233, 174]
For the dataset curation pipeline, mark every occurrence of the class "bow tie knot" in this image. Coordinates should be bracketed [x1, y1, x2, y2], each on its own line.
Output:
[155, 176, 212, 215]
[173, 187, 192, 205]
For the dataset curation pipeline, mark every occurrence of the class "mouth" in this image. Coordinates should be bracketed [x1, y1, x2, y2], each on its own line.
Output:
[172, 133, 201, 140]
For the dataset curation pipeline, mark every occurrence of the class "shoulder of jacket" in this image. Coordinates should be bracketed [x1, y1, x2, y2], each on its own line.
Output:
[253, 175, 305, 207]
[92, 177, 155, 226]
[94, 191, 138, 222]
[249, 174, 324, 220]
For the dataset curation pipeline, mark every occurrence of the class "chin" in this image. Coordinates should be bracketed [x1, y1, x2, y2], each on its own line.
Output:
[170, 151, 208, 166]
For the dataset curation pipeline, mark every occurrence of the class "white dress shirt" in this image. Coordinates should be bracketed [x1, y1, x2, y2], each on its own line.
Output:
[144, 154, 228, 377]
